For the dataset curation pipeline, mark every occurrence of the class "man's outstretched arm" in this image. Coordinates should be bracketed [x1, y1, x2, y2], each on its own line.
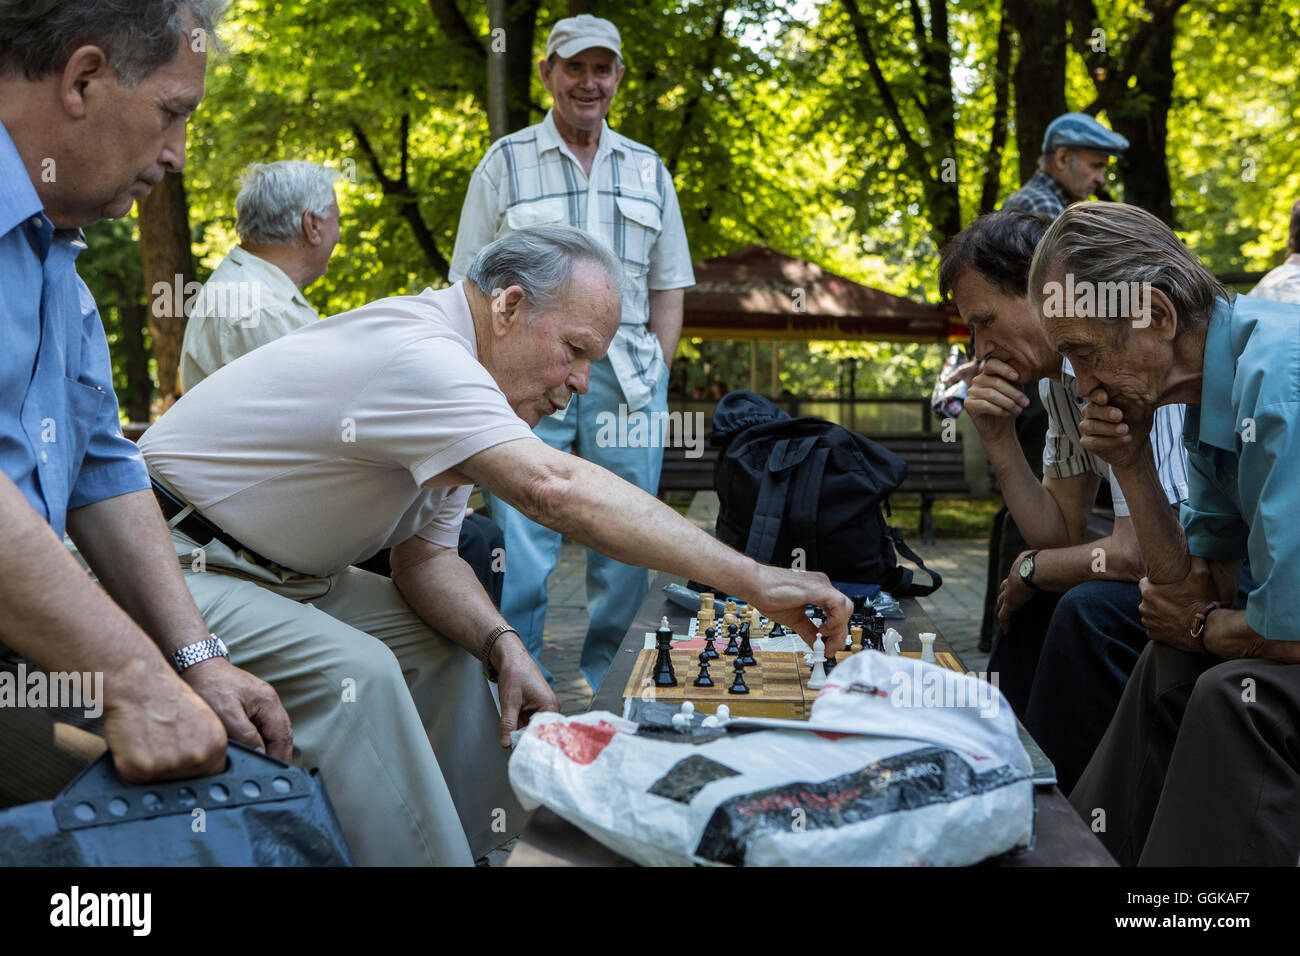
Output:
[456, 438, 853, 650]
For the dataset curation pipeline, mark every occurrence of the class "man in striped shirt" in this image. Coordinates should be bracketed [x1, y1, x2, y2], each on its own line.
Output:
[450, 15, 695, 690]
[940, 211, 1188, 791]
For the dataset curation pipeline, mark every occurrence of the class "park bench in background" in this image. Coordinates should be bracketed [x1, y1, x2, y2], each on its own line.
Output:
[658, 426, 970, 545]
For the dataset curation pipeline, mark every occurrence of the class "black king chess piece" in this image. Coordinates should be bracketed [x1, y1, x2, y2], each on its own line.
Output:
[724, 622, 739, 655]
[652, 617, 677, 687]
[728, 655, 749, 694]
[702, 626, 719, 660]
[737, 621, 756, 667]
[693, 650, 714, 687]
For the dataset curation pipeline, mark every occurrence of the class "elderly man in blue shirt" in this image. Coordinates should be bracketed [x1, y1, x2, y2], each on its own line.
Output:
[1031, 201, 1300, 865]
[0, 0, 290, 787]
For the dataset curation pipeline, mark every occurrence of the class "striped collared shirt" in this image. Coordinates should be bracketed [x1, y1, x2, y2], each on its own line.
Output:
[1000, 170, 1072, 218]
[1039, 361, 1189, 515]
[449, 111, 696, 413]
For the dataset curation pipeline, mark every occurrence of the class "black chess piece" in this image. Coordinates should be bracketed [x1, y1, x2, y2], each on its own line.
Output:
[652, 619, 677, 687]
[737, 622, 756, 667]
[703, 626, 719, 660]
[823, 638, 837, 675]
[693, 651, 714, 687]
[728, 657, 749, 694]
[724, 623, 739, 655]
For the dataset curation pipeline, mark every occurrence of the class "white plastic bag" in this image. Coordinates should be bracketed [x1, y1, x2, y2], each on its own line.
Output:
[509, 651, 1033, 866]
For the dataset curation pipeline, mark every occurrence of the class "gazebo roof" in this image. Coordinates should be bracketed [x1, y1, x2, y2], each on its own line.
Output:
[683, 244, 965, 343]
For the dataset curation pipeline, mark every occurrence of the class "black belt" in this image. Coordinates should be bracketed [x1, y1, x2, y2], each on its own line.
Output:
[151, 478, 281, 570]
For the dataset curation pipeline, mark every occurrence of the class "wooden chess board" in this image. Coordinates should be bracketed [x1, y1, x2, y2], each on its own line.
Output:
[623, 646, 965, 720]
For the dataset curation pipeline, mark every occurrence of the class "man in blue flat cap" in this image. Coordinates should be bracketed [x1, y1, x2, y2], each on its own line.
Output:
[1001, 112, 1130, 218]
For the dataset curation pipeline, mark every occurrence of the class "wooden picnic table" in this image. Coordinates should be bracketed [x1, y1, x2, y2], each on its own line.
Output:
[507, 572, 1116, 867]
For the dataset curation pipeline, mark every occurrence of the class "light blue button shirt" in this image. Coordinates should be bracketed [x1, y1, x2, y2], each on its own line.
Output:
[0, 120, 148, 538]
[1181, 294, 1300, 641]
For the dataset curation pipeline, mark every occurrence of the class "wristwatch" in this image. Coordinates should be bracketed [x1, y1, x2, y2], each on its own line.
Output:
[171, 634, 230, 674]
[481, 624, 520, 683]
[1018, 551, 1042, 591]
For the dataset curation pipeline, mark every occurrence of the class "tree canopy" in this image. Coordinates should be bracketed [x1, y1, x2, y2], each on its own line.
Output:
[79, 0, 1300, 407]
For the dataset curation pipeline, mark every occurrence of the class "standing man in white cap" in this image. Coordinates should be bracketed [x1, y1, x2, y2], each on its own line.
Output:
[1001, 111, 1130, 217]
[450, 14, 695, 691]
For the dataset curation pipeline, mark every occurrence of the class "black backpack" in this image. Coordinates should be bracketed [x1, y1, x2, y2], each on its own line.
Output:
[708, 391, 941, 598]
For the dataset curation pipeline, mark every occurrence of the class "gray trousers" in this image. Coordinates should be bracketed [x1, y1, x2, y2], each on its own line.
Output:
[1071, 640, 1300, 865]
[170, 529, 524, 866]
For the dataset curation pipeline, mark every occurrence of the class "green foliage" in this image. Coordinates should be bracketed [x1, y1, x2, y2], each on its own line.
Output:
[75, 0, 1300, 407]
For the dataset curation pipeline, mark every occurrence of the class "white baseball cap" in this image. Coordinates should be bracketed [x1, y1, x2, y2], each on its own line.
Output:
[545, 14, 621, 60]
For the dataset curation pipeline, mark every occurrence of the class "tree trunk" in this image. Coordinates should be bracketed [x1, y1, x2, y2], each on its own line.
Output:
[136, 172, 194, 408]
[1006, 0, 1070, 184]
[1101, 14, 1175, 224]
[118, 301, 152, 423]
[979, 4, 1014, 215]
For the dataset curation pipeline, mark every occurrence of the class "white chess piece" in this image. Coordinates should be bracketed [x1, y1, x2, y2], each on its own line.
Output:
[700, 715, 720, 728]
[919, 632, 936, 664]
[807, 635, 828, 690]
[883, 628, 903, 656]
[715, 704, 731, 723]
[671, 712, 690, 728]
[680, 701, 695, 719]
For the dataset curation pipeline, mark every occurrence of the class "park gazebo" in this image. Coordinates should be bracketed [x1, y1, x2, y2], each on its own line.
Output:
[682, 244, 966, 395]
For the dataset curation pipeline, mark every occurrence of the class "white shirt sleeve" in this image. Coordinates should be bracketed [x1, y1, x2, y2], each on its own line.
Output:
[1039, 377, 1104, 480]
[414, 484, 473, 549]
[449, 153, 505, 283]
[647, 162, 696, 292]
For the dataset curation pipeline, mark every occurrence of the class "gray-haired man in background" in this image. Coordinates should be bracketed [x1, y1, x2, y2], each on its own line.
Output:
[179, 160, 340, 391]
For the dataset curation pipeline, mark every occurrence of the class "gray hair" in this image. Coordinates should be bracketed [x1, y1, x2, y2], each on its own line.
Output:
[0, 0, 227, 86]
[466, 224, 625, 318]
[1028, 201, 1228, 335]
[235, 161, 340, 245]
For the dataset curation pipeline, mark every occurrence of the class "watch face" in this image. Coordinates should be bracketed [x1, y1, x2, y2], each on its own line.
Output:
[1019, 555, 1034, 579]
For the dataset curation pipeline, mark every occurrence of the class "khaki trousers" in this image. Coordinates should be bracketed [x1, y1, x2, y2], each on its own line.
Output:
[170, 529, 524, 866]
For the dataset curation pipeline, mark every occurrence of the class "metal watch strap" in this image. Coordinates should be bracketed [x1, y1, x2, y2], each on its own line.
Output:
[171, 635, 229, 674]
[481, 625, 519, 683]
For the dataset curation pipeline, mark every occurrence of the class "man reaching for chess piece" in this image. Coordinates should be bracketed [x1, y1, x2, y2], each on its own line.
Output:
[139, 225, 850, 866]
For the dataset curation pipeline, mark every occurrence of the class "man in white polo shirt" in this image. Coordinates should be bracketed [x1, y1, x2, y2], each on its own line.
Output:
[450, 14, 695, 691]
[140, 225, 850, 866]
[179, 160, 340, 392]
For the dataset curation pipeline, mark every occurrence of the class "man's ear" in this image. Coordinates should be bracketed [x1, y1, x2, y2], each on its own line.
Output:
[490, 285, 528, 333]
[538, 57, 552, 89]
[1146, 287, 1180, 340]
[302, 210, 321, 245]
[60, 45, 112, 120]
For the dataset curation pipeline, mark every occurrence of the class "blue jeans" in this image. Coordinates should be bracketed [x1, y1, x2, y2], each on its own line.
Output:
[486, 356, 667, 690]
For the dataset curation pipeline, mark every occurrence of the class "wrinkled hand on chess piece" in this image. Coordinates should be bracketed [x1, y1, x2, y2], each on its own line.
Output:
[741, 565, 851, 655]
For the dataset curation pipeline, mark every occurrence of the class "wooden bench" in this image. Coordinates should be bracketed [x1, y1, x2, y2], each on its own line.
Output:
[658, 431, 970, 545]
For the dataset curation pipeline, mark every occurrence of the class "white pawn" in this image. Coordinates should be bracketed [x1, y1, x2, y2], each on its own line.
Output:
[883, 628, 903, 656]
[671, 712, 690, 728]
[680, 701, 695, 719]
[807, 635, 828, 690]
[715, 704, 731, 723]
[920, 632, 936, 664]
[701, 715, 720, 728]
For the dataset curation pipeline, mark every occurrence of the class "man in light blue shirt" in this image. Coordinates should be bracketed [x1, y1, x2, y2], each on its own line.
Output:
[0, 0, 289, 788]
[1032, 201, 1300, 864]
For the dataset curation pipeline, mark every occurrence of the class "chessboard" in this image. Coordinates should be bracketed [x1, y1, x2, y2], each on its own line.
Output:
[621, 593, 964, 719]
[623, 646, 965, 720]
